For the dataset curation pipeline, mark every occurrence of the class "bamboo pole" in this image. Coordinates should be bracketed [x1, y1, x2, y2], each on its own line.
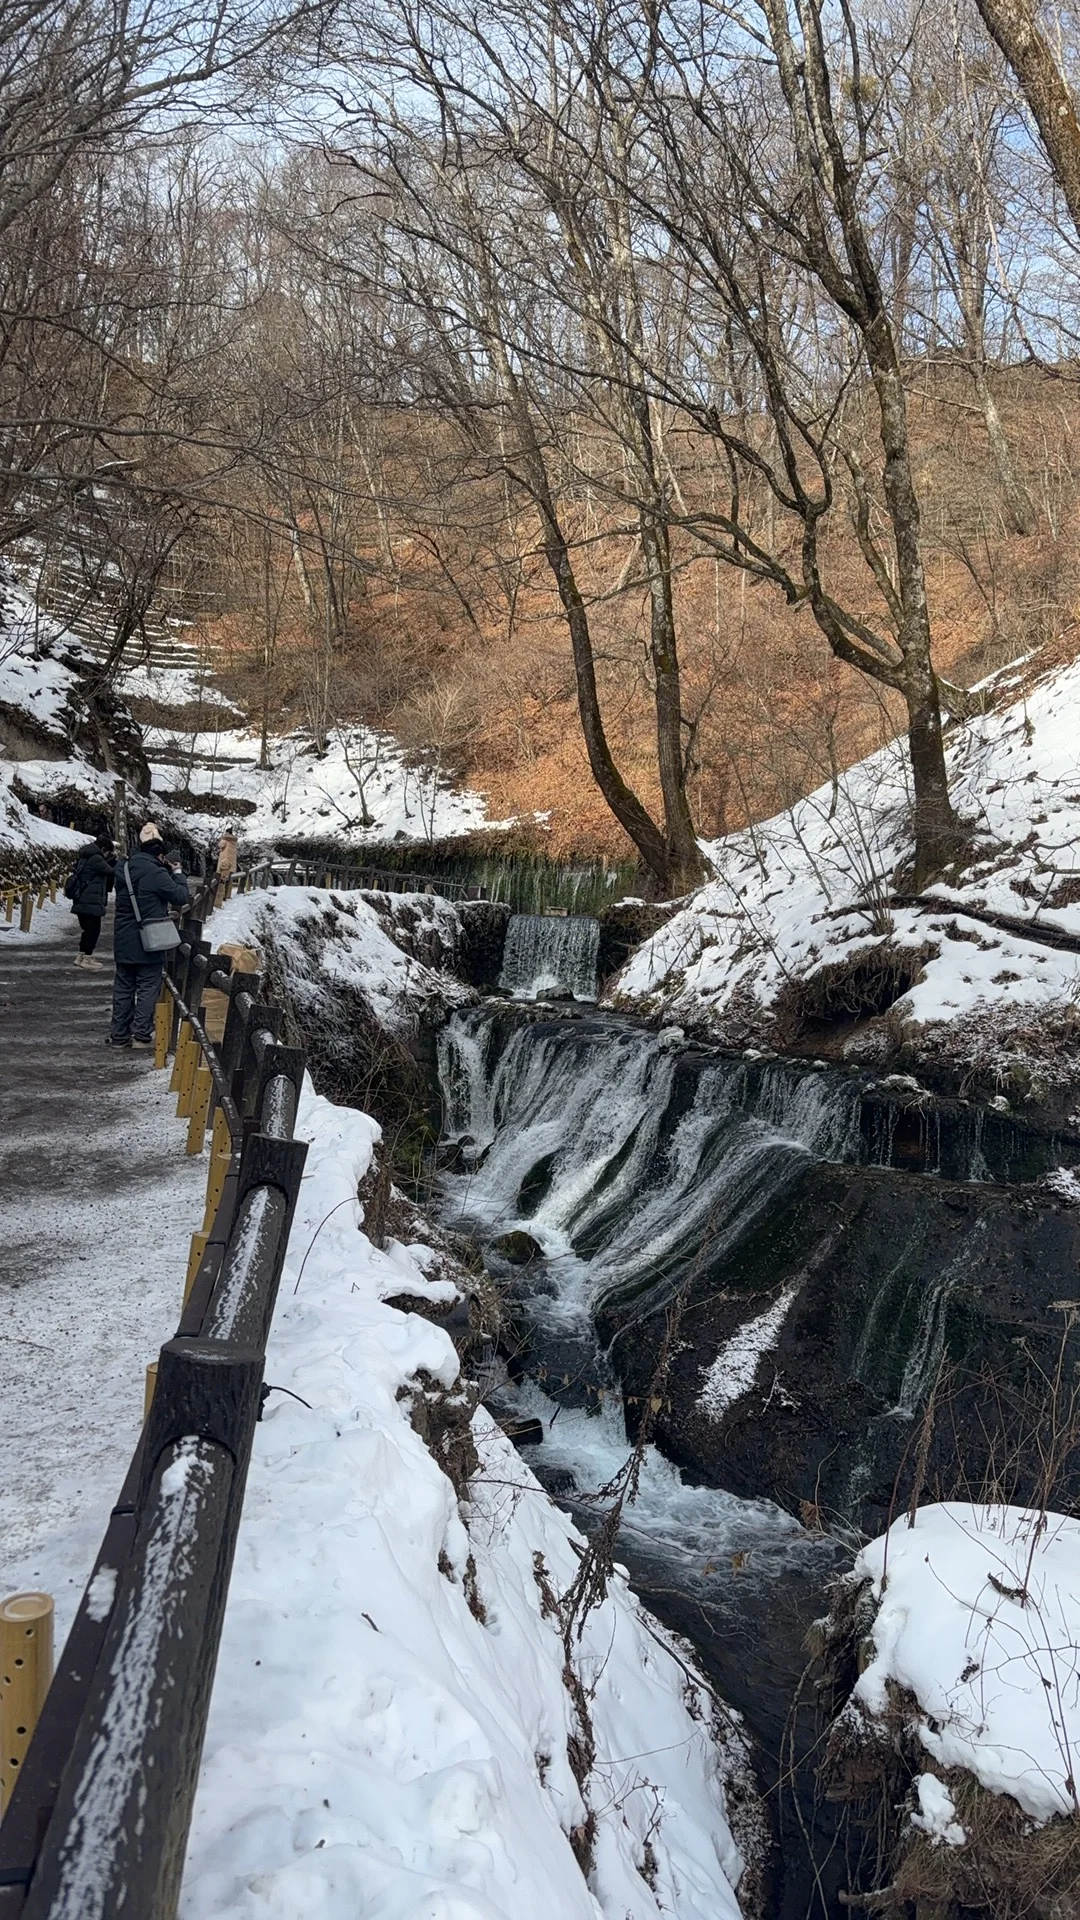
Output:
[1, 1592, 54, 1814]
[19, 891, 32, 932]
[143, 1362, 158, 1420]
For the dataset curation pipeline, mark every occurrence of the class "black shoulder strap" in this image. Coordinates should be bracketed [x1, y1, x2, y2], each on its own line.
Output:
[123, 860, 143, 924]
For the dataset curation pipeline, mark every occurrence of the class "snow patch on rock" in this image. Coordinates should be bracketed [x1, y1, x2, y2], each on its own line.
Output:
[854, 1502, 1080, 1823]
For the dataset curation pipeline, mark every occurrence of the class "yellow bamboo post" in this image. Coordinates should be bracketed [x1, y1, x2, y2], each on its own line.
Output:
[4, 892, 14, 923]
[169, 1018, 191, 1093]
[18, 891, 32, 932]
[184, 1231, 208, 1304]
[185, 1065, 212, 1153]
[153, 992, 171, 1070]
[1, 1592, 54, 1815]
[48, 879, 57, 903]
[143, 1362, 158, 1420]
[35, 882, 47, 910]
[176, 1030, 200, 1118]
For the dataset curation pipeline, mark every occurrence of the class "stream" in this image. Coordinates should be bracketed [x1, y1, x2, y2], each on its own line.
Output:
[429, 913, 1080, 1917]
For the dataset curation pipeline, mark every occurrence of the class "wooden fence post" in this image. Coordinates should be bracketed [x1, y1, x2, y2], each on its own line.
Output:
[1, 1593, 54, 1815]
[19, 891, 32, 932]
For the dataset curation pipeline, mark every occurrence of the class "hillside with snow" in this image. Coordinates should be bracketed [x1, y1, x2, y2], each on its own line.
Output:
[0, 565, 499, 887]
[611, 651, 1080, 1109]
[143, 719, 494, 852]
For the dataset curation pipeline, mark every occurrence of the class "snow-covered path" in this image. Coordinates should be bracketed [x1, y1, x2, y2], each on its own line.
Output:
[0, 906, 206, 1638]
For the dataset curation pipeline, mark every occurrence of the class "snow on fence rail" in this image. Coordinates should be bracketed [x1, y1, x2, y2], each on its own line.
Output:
[0, 866, 310, 1920]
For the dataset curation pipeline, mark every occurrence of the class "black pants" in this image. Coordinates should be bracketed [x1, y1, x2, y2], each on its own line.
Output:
[111, 959, 164, 1043]
[76, 912, 102, 954]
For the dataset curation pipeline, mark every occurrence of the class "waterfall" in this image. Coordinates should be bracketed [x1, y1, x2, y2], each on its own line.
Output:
[438, 1007, 860, 1320]
[498, 913, 600, 1002]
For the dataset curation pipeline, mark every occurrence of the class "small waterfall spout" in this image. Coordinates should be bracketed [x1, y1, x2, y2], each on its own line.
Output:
[499, 913, 599, 1002]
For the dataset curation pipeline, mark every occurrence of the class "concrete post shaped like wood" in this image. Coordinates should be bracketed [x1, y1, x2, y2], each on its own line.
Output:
[0, 1593, 54, 1815]
[184, 1231, 209, 1305]
[186, 1066, 213, 1154]
[170, 1018, 192, 1094]
[153, 991, 171, 1070]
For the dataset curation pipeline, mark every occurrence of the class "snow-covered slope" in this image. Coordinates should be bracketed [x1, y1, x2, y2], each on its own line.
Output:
[145, 721, 494, 851]
[209, 884, 474, 1033]
[0, 576, 113, 876]
[613, 653, 1080, 1089]
[181, 1082, 750, 1920]
[849, 1502, 1080, 1826]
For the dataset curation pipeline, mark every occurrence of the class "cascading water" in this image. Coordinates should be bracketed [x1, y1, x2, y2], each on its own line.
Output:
[439, 1005, 859, 1321]
[434, 1001, 1078, 1917]
[436, 1002, 852, 1914]
[497, 914, 599, 1002]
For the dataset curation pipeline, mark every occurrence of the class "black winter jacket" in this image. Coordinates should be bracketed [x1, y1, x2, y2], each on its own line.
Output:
[113, 850, 189, 966]
[68, 846, 115, 918]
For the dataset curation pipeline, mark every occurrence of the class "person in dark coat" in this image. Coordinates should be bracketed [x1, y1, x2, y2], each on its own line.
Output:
[66, 833, 115, 969]
[108, 823, 188, 1050]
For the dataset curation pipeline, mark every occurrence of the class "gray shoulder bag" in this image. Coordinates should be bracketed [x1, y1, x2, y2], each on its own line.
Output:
[124, 860, 182, 954]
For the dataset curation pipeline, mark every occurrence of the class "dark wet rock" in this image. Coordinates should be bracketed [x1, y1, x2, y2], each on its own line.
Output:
[597, 899, 678, 982]
[457, 899, 512, 988]
[491, 1229, 544, 1265]
[608, 1161, 1080, 1536]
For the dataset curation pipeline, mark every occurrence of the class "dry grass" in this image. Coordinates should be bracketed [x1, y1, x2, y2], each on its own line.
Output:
[892, 1770, 1080, 1919]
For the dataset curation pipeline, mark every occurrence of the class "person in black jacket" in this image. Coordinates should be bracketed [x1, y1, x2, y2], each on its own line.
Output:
[108, 824, 189, 1050]
[66, 834, 115, 969]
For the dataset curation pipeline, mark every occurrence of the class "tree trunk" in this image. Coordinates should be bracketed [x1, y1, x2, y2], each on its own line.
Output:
[868, 358, 959, 884]
[640, 514, 707, 892]
[971, 363, 1036, 535]
[974, 0, 1080, 241]
[906, 669, 958, 889]
[540, 503, 671, 889]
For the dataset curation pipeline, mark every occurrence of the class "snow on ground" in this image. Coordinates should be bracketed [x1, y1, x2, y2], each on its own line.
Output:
[182, 1083, 746, 1920]
[0, 573, 122, 869]
[0, 962, 207, 1642]
[853, 1502, 1080, 1823]
[210, 884, 474, 1033]
[144, 721, 495, 848]
[612, 653, 1080, 1065]
[0, 776, 83, 862]
[117, 660, 242, 713]
[0, 636, 77, 738]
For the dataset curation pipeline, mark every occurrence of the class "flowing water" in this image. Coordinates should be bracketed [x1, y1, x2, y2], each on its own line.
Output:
[437, 1005, 865, 1913]
[439, 1005, 859, 1320]
[435, 1003, 1071, 1914]
[497, 913, 600, 1002]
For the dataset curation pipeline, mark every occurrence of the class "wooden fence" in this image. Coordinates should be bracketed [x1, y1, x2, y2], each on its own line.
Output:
[0, 865, 309, 1920]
